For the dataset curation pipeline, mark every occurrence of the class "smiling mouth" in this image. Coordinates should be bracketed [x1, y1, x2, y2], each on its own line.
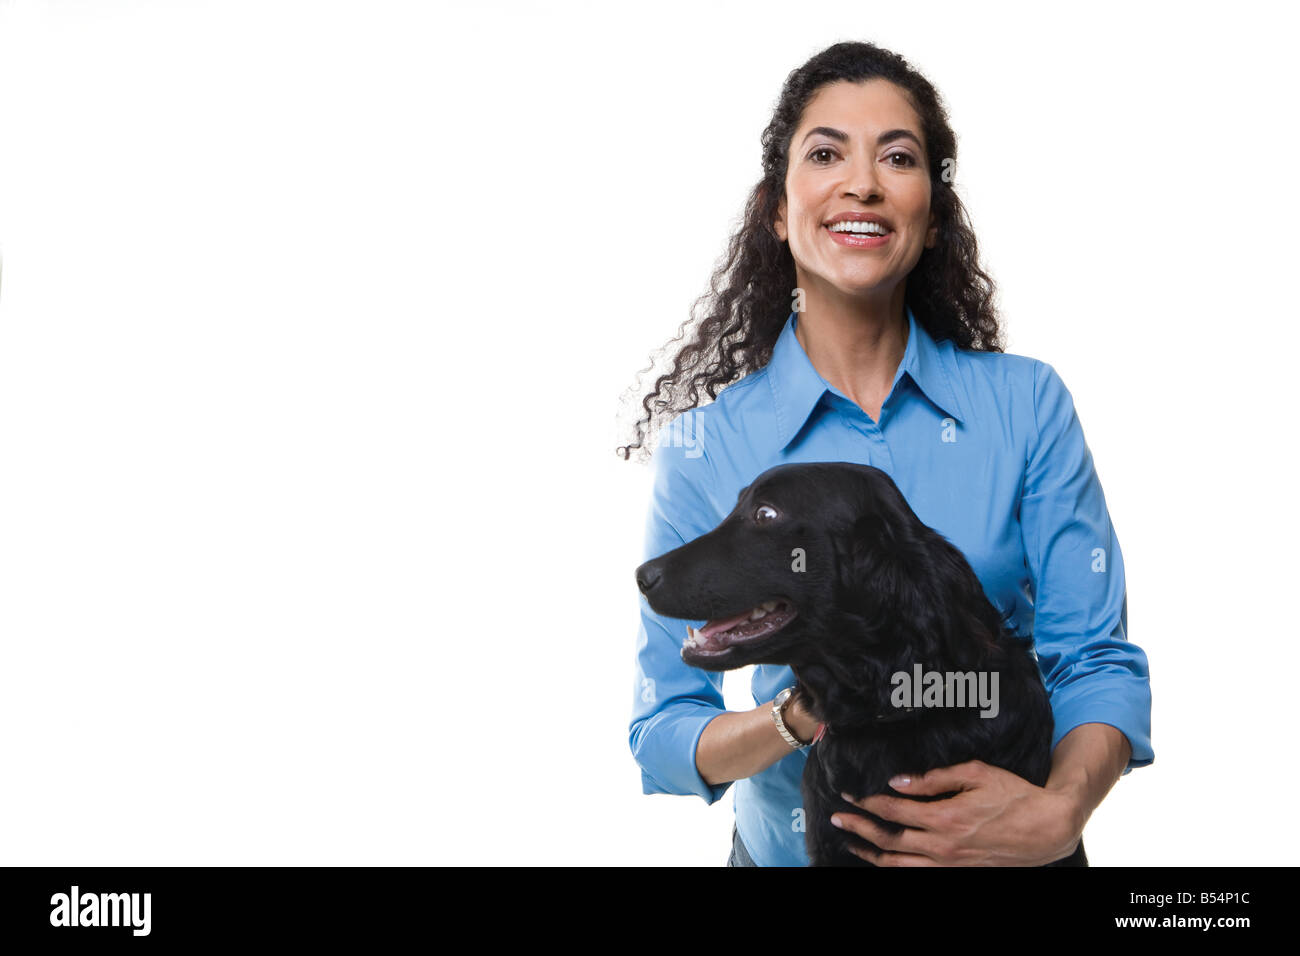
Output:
[824, 223, 893, 246]
[682, 599, 798, 657]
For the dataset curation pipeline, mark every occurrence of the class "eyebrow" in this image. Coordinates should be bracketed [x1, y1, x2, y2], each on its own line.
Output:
[800, 126, 923, 151]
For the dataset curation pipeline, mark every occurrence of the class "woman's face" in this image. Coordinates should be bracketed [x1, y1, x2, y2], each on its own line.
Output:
[774, 79, 937, 306]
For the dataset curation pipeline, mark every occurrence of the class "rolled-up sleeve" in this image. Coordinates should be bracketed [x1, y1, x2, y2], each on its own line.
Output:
[1019, 361, 1153, 772]
[628, 412, 731, 804]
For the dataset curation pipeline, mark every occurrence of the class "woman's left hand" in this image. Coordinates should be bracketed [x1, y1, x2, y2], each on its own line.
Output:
[831, 760, 1084, 866]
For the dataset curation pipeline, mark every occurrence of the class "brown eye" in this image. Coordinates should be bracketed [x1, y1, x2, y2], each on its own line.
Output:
[755, 504, 779, 523]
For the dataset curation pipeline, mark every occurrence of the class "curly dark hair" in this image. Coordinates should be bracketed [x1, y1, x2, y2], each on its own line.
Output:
[616, 40, 1004, 462]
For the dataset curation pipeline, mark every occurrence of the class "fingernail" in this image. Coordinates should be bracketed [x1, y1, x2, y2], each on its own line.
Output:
[830, 815, 844, 829]
[890, 775, 911, 787]
[839, 791, 855, 804]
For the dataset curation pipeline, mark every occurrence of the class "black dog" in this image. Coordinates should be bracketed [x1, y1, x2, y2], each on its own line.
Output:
[635, 461, 1085, 867]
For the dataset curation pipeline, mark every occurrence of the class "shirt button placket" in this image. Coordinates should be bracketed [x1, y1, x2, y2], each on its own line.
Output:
[858, 418, 894, 471]
[838, 415, 870, 466]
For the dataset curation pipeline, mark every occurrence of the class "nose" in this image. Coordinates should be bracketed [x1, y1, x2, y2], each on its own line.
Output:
[845, 151, 883, 201]
[635, 561, 662, 595]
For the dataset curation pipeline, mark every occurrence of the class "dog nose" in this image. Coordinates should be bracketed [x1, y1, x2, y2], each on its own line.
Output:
[635, 561, 662, 594]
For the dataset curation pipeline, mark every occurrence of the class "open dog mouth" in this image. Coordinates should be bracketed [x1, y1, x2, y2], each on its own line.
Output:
[682, 599, 797, 657]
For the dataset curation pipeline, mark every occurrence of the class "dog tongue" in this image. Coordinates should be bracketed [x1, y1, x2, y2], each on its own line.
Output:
[699, 609, 754, 639]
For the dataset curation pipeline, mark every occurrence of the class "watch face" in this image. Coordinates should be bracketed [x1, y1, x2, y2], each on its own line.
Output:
[774, 688, 791, 708]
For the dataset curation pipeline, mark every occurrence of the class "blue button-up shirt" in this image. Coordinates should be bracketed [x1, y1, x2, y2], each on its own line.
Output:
[629, 304, 1153, 867]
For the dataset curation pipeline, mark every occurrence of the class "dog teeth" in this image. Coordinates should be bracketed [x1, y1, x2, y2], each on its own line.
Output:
[750, 607, 767, 620]
[761, 600, 778, 611]
[683, 626, 698, 648]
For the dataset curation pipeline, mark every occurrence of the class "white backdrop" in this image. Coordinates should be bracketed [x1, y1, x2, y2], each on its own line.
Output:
[0, 0, 1296, 865]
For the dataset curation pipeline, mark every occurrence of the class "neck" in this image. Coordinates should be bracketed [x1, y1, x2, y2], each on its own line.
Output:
[792, 284, 909, 418]
[790, 620, 1001, 732]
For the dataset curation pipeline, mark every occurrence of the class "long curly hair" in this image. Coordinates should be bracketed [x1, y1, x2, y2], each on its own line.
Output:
[616, 41, 1004, 463]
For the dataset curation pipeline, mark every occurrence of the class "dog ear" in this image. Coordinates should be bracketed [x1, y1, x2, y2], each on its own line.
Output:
[834, 510, 909, 611]
[847, 510, 900, 558]
[830, 467, 921, 613]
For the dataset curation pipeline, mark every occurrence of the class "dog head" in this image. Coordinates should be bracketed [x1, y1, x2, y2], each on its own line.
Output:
[635, 461, 1000, 675]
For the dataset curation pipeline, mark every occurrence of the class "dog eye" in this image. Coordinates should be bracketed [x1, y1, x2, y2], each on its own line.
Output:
[754, 504, 779, 523]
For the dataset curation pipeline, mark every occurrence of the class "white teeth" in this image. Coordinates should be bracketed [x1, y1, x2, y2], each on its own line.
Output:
[683, 626, 698, 648]
[750, 607, 767, 620]
[828, 221, 890, 235]
[761, 600, 778, 611]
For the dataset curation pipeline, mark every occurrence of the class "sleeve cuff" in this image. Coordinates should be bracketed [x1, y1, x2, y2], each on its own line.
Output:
[1048, 681, 1154, 773]
[634, 705, 732, 805]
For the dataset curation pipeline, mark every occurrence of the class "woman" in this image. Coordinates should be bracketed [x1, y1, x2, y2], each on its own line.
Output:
[620, 41, 1152, 866]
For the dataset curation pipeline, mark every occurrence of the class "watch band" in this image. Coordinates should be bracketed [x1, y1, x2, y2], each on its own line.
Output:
[772, 687, 809, 750]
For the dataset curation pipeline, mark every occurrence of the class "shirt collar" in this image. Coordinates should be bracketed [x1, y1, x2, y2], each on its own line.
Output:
[766, 303, 970, 449]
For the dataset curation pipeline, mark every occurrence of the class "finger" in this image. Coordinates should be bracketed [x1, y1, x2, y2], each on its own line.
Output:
[887, 760, 988, 796]
[848, 843, 938, 867]
[831, 811, 931, 856]
[847, 791, 948, 831]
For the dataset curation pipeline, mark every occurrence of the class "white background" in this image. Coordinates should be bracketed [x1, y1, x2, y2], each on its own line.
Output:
[1, 0, 1296, 865]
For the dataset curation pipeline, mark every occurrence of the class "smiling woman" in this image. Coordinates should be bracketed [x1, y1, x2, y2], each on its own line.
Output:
[776, 83, 940, 331]
[615, 41, 1000, 467]
[620, 40, 1150, 868]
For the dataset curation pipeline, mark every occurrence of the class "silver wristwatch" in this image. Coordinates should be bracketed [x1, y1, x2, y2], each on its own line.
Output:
[771, 687, 808, 750]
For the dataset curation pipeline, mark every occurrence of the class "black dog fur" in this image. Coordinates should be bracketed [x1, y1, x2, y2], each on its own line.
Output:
[636, 461, 1085, 867]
